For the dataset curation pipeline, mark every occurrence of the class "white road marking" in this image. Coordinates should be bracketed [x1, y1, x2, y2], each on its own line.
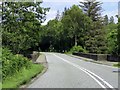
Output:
[53, 54, 115, 90]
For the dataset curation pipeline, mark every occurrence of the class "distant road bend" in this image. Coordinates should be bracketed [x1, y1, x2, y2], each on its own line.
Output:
[28, 52, 119, 89]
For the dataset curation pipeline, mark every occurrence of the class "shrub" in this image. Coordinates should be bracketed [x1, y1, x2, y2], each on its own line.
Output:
[2, 48, 32, 80]
[70, 45, 87, 53]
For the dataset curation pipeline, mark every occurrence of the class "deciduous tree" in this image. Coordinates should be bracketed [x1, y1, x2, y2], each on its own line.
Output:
[61, 5, 92, 47]
[1, 2, 49, 54]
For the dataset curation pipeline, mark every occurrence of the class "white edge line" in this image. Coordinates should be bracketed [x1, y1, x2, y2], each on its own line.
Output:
[53, 54, 115, 89]
[84, 68, 114, 89]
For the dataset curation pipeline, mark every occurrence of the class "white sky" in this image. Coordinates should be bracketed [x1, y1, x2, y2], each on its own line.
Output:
[42, 0, 119, 25]
[42, 0, 119, 2]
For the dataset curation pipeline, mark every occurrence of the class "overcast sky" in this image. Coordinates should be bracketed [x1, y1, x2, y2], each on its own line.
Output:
[41, 0, 119, 25]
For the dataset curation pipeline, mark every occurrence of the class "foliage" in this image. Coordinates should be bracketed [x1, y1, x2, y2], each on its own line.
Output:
[109, 16, 114, 24]
[70, 45, 87, 53]
[2, 47, 32, 80]
[61, 5, 92, 47]
[40, 19, 64, 52]
[79, 0, 107, 54]
[1, 2, 49, 54]
[79, 0, 103, 21]
[85, 25, 107, 54]
[41, 5, 93, 53]
[2, 64, 44, 88]
[106, 23, 118, 54]
[1, 0, 119, 59]
[107, 29, 117, 54]
[40, 3, 118, 54]
[103, 15, 109, 25]
[118, 18, 120, 55]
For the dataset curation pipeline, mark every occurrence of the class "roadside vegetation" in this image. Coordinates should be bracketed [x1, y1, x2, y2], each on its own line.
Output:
[40, 0, 119, 56]
[1, 2, 48, 88]
[3, 64, 43, 88]
[66, 46, 87, 54]
[1, 0, 120, 88]
[1, 1, 119, 55]
[2, 48, 44, 88]
[2, 48, 32, 80]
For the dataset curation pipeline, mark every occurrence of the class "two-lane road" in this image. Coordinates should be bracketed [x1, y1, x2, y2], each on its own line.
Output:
[28, 53, 119, 89]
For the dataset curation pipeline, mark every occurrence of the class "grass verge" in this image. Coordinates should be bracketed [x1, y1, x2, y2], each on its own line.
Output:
[113, 62, 120, 68]
[2, 63, 44, 88]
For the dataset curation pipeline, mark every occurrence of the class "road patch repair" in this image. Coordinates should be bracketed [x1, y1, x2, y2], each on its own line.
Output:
[53, 54, 116, 90]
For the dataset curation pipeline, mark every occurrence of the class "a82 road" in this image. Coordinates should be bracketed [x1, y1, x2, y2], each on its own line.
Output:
[28, 53, 119, 89]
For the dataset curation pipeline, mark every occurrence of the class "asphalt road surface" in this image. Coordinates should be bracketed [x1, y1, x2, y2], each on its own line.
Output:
[28, 52, 119, 89]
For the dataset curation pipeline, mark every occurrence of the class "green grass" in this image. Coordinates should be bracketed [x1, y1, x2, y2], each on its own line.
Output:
[113, 62, 120, 68]
[64, 51, 72, 54]
[2, 64, 44, 88]
[0, 67, 2, 90]
[0, 79, 1, 89]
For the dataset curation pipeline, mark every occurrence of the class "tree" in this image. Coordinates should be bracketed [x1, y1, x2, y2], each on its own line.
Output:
[118, 18, 120, 55]
[109, 16, 114, 24]
[55, 10, 60, 21]
[61, 5, 92, 47]
[79, 0, 103, 21]
[104, 15, 109, 25]
[40, 19, 64, 52]
[40, 5, 92, 52]
[1, 2, 49, 54]
[79, 0, 107, 54]
[62, 7, 69, 16]
[85, 21, 107, 54]
[106, 24, 117, 54]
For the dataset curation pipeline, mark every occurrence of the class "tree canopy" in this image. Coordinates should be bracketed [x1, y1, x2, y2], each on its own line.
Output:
[79, 0, 103, 21]
[1, 2, 49, 54]
[118, 18, 120, 55]
[1, 1, 119, 56]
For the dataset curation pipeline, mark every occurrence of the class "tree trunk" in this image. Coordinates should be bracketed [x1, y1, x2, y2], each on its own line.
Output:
[75, 35, 77, 46]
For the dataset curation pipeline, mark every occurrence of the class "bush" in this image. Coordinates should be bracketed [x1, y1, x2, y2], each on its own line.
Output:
[2, 64, 44, 88]
[70, 45, 87, 53]
[2, 48, 32, 80]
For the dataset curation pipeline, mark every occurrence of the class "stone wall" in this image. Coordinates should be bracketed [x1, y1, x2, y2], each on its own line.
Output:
[72, 52, 119, 62]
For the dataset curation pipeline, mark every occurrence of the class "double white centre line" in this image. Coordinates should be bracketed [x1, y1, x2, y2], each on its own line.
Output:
[53, 54, 116, 90]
